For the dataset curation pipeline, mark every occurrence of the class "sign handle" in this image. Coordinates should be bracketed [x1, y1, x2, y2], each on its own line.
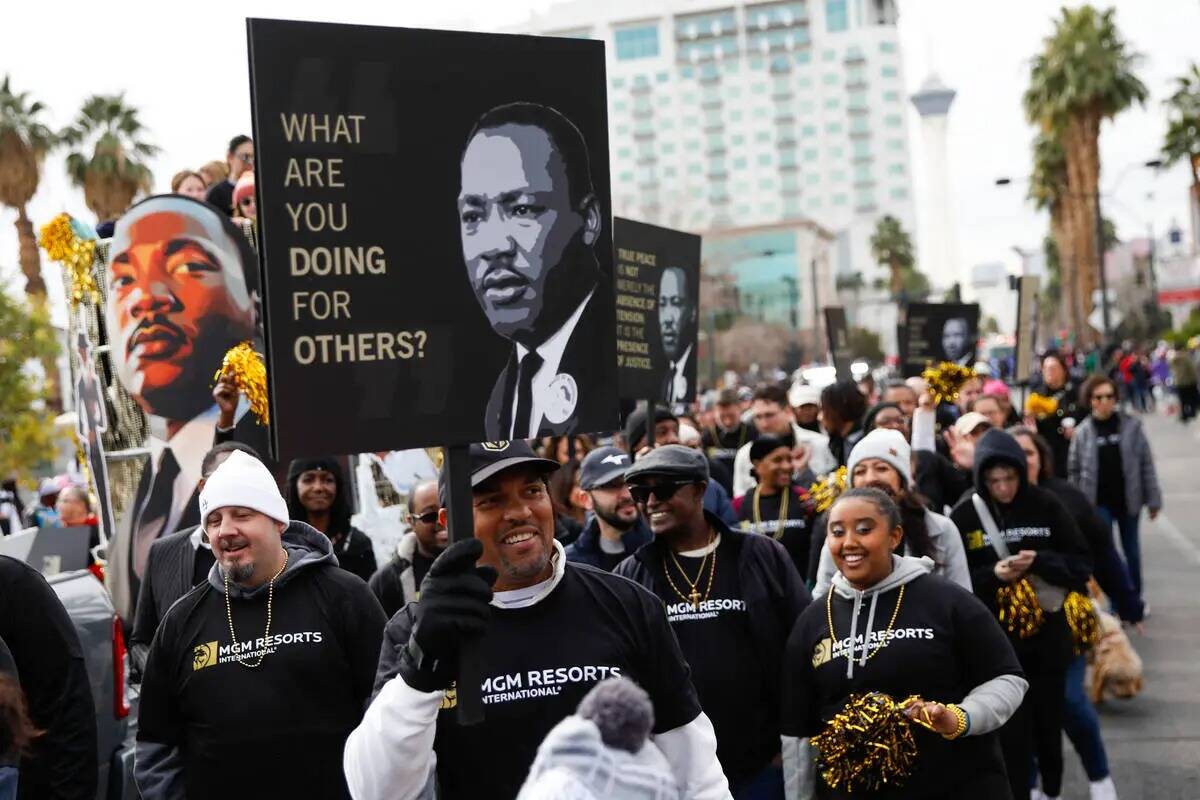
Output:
[443, 444, 485, 725]
[645, 399, 656, 448]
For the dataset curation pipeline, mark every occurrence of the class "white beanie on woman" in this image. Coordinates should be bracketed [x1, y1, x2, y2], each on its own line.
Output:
[846, 428, 912, 488]
[199, 450, 289, 523]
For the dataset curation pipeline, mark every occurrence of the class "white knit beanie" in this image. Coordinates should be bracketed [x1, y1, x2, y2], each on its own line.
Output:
[846, 428, 912, 488]
[199, 450, 289, 523]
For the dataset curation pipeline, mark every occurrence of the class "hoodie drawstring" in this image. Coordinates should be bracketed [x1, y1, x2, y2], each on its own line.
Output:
[846, 591, 863, 679]
[859, 592, 880, 671]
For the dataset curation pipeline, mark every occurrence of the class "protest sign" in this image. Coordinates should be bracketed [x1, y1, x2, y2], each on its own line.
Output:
[248, 18, 617, 459]
[613, 218, 701, 409]
[898, 302, 980, 377]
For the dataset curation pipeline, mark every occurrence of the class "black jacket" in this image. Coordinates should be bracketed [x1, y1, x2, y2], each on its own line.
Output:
[1030, 378, 1082, 479]
[483, 276, 618, 440]
[0, 556, 98, 800]
[1042, 476, 1142, 623]
[614, 513, 811, 713]
[915, 449, 972, 513]
[949, 430, 1091, 662]
[564, 515, 653, 572]
[330, 527, 378, 584]
[130, 526, 210, 677]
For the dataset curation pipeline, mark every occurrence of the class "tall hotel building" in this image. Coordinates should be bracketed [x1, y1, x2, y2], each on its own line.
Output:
[520, 0, 918, 342]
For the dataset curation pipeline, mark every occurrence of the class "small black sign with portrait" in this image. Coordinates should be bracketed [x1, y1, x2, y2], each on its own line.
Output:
[612, 218, 702, 409]
[898, 302, 981, 377]
[247, 18, 617, 459]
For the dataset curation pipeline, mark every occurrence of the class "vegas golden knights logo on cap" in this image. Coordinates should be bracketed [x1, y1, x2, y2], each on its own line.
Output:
[193, 641, 219, 671]
[481, 441, 510, 452]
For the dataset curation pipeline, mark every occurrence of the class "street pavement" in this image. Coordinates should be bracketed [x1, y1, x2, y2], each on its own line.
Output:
[1060, 408, 1200, 799]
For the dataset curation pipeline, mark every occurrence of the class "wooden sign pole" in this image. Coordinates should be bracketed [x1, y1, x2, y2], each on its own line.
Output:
[442, 444, 484, 725]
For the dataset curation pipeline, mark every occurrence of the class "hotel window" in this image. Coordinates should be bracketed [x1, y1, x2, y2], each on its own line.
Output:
[615, 25, 660, 60]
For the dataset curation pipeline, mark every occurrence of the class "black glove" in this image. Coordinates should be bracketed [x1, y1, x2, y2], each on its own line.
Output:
[399, 538, 497, 692]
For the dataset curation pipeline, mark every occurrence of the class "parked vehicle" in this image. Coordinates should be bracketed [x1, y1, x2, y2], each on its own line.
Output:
[48, 569, 138, 800]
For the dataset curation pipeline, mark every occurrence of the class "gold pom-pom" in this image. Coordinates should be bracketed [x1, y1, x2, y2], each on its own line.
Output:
[1064, 590, 1100, 654]
[809, 466, 848, 513]
[812, 692, 921, 792]
[214, 342, 270, 425]
[996, 577, 1044, 638]
[1024, 392, 1059, 419]
[920, 362, 977, 406]
[39, 213, 99, 308]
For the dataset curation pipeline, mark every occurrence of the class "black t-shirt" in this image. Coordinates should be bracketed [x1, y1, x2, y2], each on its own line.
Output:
[1093, 415, 1126, 515]
[782, 574, 1022, 799]
[377, 563, 701, 800]
[736, 486, 814, 578]
[667, 541, 776, 782]
[138, 564, 386, 798]
[411, 550, 435, 587]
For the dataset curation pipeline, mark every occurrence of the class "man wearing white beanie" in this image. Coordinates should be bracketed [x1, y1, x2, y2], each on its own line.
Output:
[810, 428, 972, 598]
[134, 450, 386, 800]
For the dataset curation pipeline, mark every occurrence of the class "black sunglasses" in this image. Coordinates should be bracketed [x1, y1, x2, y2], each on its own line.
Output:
[628, 481, 693, 505]
[412, 510, 439, 525]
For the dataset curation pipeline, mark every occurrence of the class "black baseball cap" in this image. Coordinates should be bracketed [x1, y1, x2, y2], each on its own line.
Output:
[579, 446, 632, 490]
[624, 444, 709, 484]
[438, 441, 559, 504]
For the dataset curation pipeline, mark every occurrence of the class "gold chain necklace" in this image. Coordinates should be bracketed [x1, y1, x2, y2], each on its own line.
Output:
[752, 486, 789, 540]
[225, 550, 289, 669]
[664, 529, 717, 610]
[825, 583, 906, 665]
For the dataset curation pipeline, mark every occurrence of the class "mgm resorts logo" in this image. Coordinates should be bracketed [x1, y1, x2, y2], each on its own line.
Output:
[193, 641, 219, 671]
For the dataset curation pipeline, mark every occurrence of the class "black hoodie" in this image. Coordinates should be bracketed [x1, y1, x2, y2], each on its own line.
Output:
[286, 457, 378, 582]
[950, 430, 1091, 660]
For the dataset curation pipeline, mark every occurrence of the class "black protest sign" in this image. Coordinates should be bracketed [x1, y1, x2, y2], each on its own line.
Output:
[823, 306, 852, 382]
[898, 302, 981, 377]
[613, 218, 702, 408]
[248, 19, 617, 459]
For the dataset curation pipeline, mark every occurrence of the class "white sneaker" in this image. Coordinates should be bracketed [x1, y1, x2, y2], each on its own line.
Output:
[1090, 776, 1118, 800]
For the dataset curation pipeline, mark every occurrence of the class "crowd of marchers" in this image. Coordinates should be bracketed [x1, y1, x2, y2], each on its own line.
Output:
[6, 330, 1186, 800]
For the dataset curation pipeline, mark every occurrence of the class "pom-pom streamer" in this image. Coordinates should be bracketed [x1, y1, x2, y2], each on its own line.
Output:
[812, 692, 926, 792]
[39, 213, 99, 308]
[996, 578, 1044, 639]
[920, 362, 977, 406]
[1064, 590, 1100, 654]
[1024, 392, 1059, 419]
[809, 466, 847, 514]
[214, 342, 270, 425]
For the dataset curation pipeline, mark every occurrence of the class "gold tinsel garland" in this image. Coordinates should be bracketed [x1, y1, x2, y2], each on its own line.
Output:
[812, 692, 925, 792]
[809, 466, 848, 513]
[996, 577, 1044, 639]
[213, 342, 270, 425]
[38, 213, 100, 307]
[1064, 591, 1100, 654]
[920, 362, 977, 406]
[1024, 392, 1059, 419]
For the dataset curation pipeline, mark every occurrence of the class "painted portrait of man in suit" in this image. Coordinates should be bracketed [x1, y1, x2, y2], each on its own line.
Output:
[103, 194, 264, 619]
[657, 265, 697, 407]
[458, 102, 612, 440]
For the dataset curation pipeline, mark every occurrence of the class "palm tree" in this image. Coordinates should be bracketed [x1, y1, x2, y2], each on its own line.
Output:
[61, 94, 158, 223]
[869, 214, 915, 298]
[0, 76, 56, 297]
[1161, 63, 1200, 231]
[1023, 5, 1147, 343]
[1028, 130, 1080, 340]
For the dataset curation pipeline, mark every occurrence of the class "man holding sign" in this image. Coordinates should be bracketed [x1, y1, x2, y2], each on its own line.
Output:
[344, 441, 730, 800]
[458, 103, 613, 440]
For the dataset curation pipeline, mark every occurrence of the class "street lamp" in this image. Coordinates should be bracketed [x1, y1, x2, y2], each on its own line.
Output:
[994, 158, 1162, 343]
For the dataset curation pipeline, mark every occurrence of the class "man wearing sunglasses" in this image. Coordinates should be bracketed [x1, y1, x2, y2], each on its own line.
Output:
[368, 480, 447, 618]
[564, 446, 652, 572]
[345, 440, 730, 800]
[615, 445, 810, 797]
[205, 134, 254, 217]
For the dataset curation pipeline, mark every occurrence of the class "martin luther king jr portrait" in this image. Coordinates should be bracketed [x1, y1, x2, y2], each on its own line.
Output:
[458, 102, 616, 440]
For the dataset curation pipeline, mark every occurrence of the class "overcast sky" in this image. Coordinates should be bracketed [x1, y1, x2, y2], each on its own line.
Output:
[2, 0, 1196, 316]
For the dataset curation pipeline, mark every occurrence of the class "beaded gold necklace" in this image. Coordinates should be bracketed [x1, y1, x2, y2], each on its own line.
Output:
[825, 583, 906, 665]
[751, 485, 789, 540]
[224, 550, 288, 669]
